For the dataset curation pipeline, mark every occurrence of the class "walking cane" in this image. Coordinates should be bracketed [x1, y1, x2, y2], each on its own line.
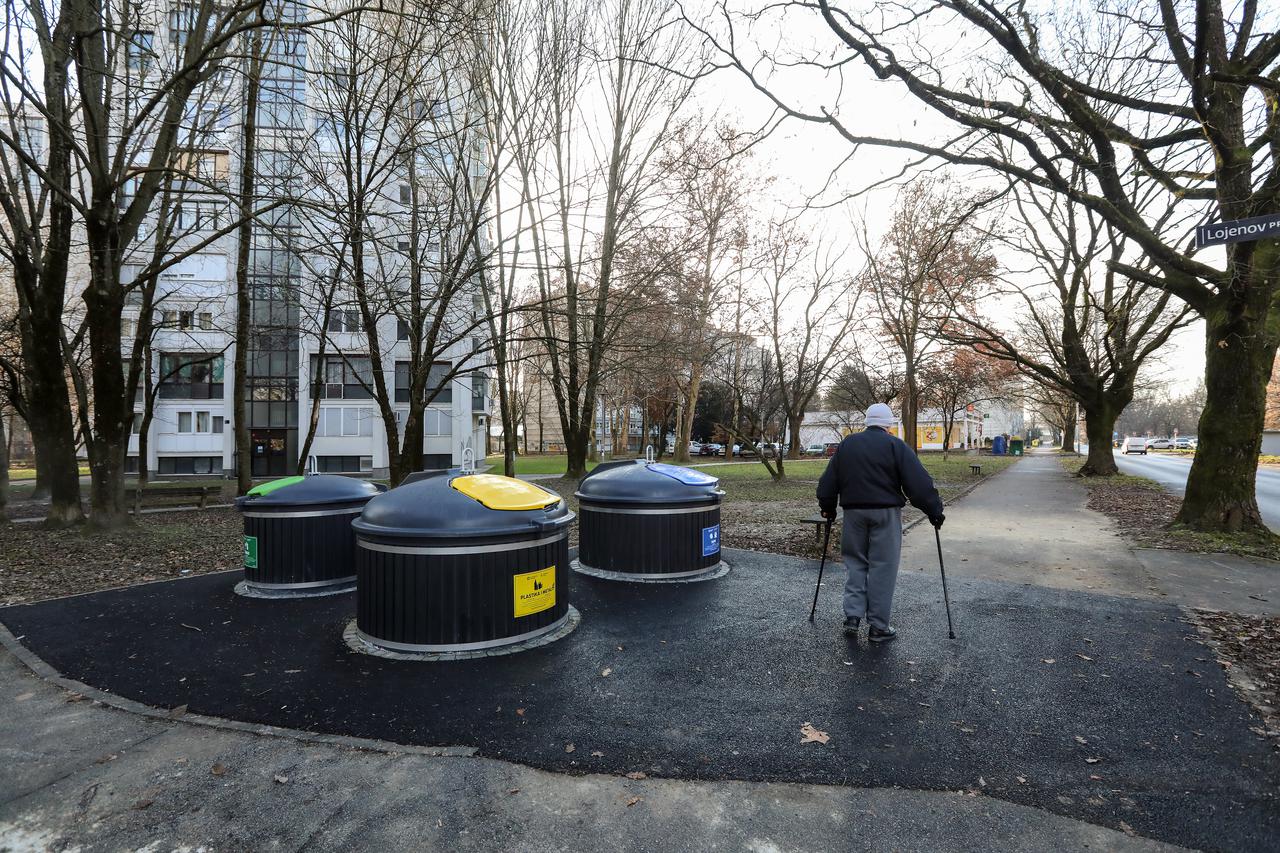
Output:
[808, 517, 834, 623]
[934, 526, 957, 639]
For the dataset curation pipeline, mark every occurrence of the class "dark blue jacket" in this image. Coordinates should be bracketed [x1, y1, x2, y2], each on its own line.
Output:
[816, 427, 944, 519]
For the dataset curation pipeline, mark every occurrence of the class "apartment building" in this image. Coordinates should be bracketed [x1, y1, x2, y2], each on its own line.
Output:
[121, 1, 491, 479]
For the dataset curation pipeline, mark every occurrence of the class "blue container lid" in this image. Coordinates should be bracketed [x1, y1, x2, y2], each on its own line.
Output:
[575, 460, 723, 506]
[235, 474, 384, 509]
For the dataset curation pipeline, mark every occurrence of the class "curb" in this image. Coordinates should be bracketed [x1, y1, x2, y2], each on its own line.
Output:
[0, 620, 477, 759]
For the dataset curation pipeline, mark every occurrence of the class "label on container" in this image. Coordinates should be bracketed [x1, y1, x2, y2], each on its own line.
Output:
[702, 524, 721, 557]
[243, 535, 259, 569]
[514, 566, 556, 617]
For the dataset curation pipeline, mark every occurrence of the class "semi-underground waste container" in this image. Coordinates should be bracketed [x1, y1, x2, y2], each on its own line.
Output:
[349, 472, 576, 657]
[573, 460, 727, 582]
[235, 474, 385, 598]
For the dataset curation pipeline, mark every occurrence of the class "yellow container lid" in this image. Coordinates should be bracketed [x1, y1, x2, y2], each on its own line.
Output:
[451, 474, 560, 511]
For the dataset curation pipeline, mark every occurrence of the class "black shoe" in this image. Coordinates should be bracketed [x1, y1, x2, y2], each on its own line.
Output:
[842, 617, 860, 637]
[868, 625, 897, 644]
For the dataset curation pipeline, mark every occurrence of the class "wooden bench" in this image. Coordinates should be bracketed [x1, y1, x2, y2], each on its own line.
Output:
[798, 514, 835, 544]
[970, 464, 982, 475]
[130, 485, 221, 511]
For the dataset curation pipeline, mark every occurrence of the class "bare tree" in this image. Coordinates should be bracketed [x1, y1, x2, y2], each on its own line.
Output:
[693, 0, 1280, 532]
[860, 178, 997, 452]
[754, 222, 861, 478]
[514, 0, 701, 479]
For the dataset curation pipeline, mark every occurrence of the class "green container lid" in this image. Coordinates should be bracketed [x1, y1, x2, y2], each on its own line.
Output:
[246, 476, 306, 498]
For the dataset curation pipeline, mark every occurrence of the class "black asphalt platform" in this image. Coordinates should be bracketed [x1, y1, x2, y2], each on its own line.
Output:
[3, 548, 1277, 852]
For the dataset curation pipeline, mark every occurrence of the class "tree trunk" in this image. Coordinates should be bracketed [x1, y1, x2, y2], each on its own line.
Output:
[0, 410, 8, 520]
[1078, 401, 1120, 477]
[565, 422, 589, 480]
[1176, 308, 1278, 532]
[902, 367, 918, 453]
[234, 35, 262, 496]
[82, 242, 132, 527]
[785, 412, 803, 459]
[1059, 417, 1076, 454]
[23, 325, 80, 520]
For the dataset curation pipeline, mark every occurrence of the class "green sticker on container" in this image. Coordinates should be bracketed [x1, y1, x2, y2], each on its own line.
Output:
[243, 535, 258, 569]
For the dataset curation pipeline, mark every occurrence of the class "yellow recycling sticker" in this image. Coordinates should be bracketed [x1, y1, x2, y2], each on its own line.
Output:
[513, 566, 556, 618]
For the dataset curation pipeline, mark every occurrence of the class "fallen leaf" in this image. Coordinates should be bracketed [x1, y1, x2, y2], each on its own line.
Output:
[565, 744, 575, 753]
[1084, 757, 1101, 764]
[284, 669, 302, 674]
[131, 799, 154, 810]
[625, 771, 647, 780]
[591, 751, 604, 757]
[515, 708, 525, 716]
[1074, 735, 1088, 745]
[800, 722, 830, 745]
[508, 788, 520, 794]
[1042, 659, 1056, 664]
[1075, 653, 1093, 661]
[601, 668, 612, 677]
[626, 796, 642, 807]
[210, 762, 228, 776]
[15, 692, 34, 702]
[273, 774, 289, 784]
[180, 623, 203, 632]
[1016, 776, 1027, 784]
[1118, 821, 1136, 837]
[167, 704, 188, 719]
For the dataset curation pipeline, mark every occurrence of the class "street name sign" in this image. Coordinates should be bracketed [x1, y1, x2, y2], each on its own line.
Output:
[1196, 214, 1280, 248]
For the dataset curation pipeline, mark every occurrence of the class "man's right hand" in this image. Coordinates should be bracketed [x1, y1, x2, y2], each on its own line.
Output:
[930, 513, 945, 530]
[820, 508, 837, 521]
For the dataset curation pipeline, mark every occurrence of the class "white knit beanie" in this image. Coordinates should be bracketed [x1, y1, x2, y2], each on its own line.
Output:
[865, 403, 896, 429]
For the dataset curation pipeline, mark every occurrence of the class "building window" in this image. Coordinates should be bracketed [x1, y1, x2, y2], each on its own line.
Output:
[397, 240, 410, 252]
[212, 415, 224, 433]
[428, 361, 451, 404]
[157, 456, 223, 475]
[471, 374, 486, 411]
[132, 413, 144, 434]
[311, 355, 373, 399]
[178, 412, 193, 433]
[394, 362, 411, 403]
[399, 184, 411, 204]
[315, 455, 372, 473]
[196, 411, 210, 432]
[397, 319, 410, 341]
[127, 31, 154, 71]
[316, 406, 375, 437]
[159, 353, 224, 399]
[327, 309, 360, 334]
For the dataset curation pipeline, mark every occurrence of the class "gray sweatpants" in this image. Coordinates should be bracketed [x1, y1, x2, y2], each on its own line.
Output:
[841, 507, 903, 630]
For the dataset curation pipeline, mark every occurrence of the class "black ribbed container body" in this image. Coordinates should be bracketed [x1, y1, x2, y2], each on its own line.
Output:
[242, 507, 363, 588]
[355, 534, 570, 650]
[578, 502, 721, 576]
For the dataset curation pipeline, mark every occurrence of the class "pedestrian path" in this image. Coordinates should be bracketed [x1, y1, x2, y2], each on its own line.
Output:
[901, 451, 1280, 615]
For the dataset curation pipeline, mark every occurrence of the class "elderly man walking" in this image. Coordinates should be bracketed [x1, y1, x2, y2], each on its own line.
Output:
[816, 403, 945, 643]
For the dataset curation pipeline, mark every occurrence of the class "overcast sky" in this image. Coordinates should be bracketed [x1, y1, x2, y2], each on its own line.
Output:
[680, 1, 1208, 395]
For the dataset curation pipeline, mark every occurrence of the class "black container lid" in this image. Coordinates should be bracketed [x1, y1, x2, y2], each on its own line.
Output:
[575, 460, 722, 505]
[353, 472, 572, 540]
[235, 474, 385, 509]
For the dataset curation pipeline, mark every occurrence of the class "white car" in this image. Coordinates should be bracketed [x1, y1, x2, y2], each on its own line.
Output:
[803, 444, 826, 456]
[1148, 438, 1175, 450]
[1122, 436, 1148, 455]
[1175, 437, 1197, 450]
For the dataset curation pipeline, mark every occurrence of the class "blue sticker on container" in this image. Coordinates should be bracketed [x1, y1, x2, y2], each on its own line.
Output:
[702, 524, 721, 557]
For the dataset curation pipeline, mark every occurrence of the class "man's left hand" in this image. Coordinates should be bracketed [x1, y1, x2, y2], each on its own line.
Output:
[820, 508, 837, 521]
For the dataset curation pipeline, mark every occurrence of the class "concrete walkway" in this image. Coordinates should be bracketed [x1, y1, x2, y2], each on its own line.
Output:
[0, 651, 1172, 852]
[900, 451, 1280, 616]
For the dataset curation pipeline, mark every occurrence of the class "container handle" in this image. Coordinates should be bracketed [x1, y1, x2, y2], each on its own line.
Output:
[461, 447, 475, 474]
[645, 445, 655, 463]
[533, 514, 572, 532]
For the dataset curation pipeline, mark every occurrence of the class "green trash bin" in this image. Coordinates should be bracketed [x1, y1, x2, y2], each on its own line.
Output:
[1010, 439, 1024, 456]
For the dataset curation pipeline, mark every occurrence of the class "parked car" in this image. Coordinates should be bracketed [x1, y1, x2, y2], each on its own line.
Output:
[1122, 436, 1148, 455]
[688, 441, 702, 455]
[824, 442, 840, 457]
[699, 443, 723, 457]
[1175, 436, 1197, 450]
[803, 443, 826, 456]
[1148, 437, 1175, 450]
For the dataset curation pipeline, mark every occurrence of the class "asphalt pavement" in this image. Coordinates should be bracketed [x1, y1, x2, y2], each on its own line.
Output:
[2, 547, 1278, 851]
[1112, 450, 1280, 531]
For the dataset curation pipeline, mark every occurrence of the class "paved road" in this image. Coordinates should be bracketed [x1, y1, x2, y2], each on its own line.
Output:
[1111, 449, 1280, 531]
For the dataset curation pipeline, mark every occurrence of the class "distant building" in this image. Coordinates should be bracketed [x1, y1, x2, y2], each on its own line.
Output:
[797, 408, 987, 450]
